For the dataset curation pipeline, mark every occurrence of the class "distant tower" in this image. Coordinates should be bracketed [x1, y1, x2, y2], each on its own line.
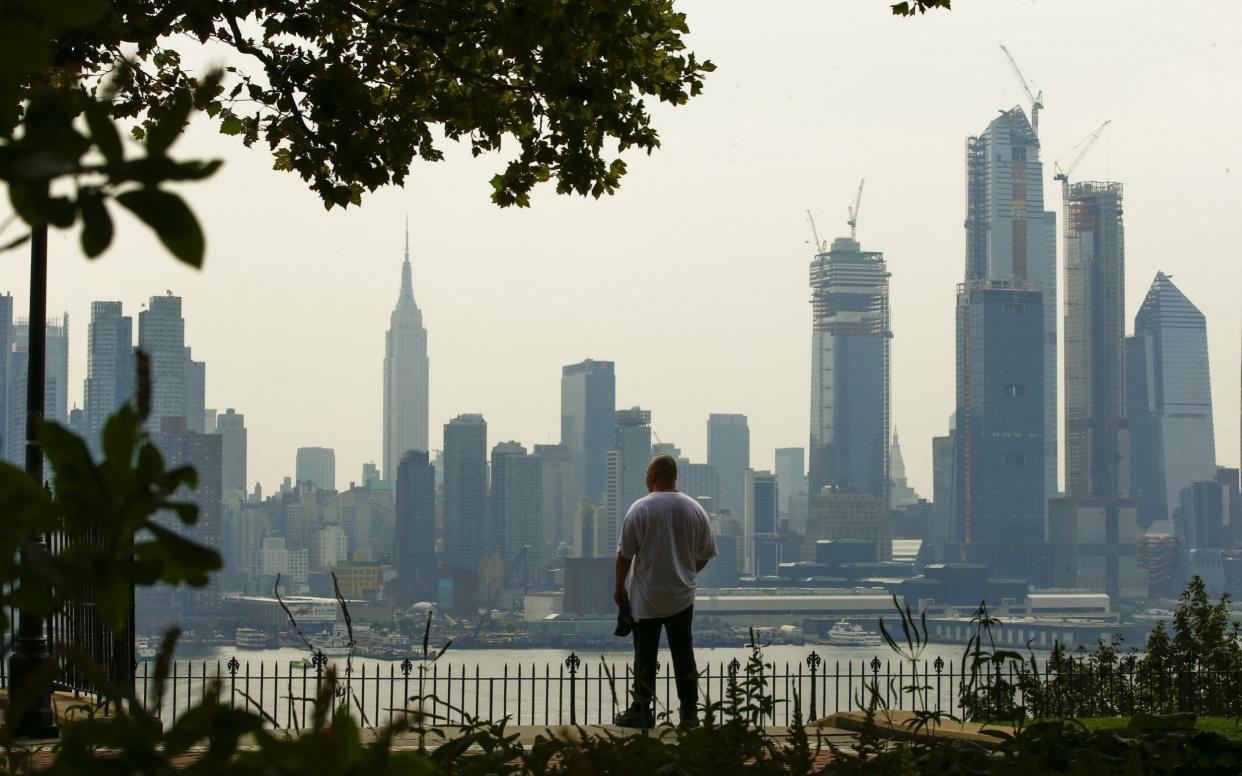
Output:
[490, 441, 544, 585]
[394, 450, 437, 606]
[295, 447, 336, 491]
[742, 469, 780, 576]
[383, 222, 430, 482]
[139, 294, 205, 433]
[0, 294, 10, 464]
[965, 107, 1057, 504]
[604, 408, 652, 552]
[1064, 181, 1128, 498]
[1127, 272, 1216, 527]
[560, 359, 616, 504]
[443, 413, 488, 574]
[216, 408, 248, 494]
[807, 232, 890, 506]
[707, 413, 749, 515]
[889, 430, 918, 508]
[8, 314, 69, 461]
[84, 301, 135, 452]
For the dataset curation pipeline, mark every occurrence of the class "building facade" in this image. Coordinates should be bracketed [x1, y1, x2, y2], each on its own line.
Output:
[808, 234, 890, 506]
[560, 359, 616, 505]
[1126, 272, 1216, 528]
[707, 413, 749, 516]
[602, 407, 652, 554]
[84, 301, 134, 453]
[383, 226, 430, 481]
[296, 446, 336, 491]
[216, 408, 247, 495]
[491, 442, 545, 586]
[442, 414, 488, 582]
[743, 469, 780, 576]
[394, 450, 437, 606]
[138, 294, 205, 433]
[1064, 181, 1128, 499]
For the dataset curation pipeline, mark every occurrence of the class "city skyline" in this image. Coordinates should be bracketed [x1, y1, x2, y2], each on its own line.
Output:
[5, 1, 1240, 497]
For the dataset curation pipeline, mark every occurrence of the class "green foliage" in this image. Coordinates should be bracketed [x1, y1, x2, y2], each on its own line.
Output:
[892, 0, 952, 16]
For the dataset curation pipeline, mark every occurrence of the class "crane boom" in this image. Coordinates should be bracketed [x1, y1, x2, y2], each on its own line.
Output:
[999, 44, 1044, 136]
[1053, 120, 1111, 183]
[846, 178, 865, 240]
[806, 210, 825, 254]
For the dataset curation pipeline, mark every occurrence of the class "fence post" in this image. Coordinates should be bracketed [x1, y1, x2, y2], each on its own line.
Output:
[228, 657, 239, 710]
[566, 653, 581, 725]
[806, 652, 821, 721]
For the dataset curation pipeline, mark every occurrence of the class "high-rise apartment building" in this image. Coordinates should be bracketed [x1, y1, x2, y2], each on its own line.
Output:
[602, 407, 652, 553]
[442, 414, 488, 576]
[7, 314, 69, 463]
[84, 301, 134, 452]
[394, 450, 437, 606]
[1064, 181, 1128, 498]
[295, 446, 336, 491]
[533, 443, 575, 554]
[965, 107, 1058, 505]
[808, 233, 890, 505]
[383, 226, 430, 482]
[1127, 272, 1216, 528]
[491, 442, 544, 585]
[216, 408, 247, 494]
[954, 281, 1046, 571]
[138, 294, 205, 433]
[153, 417, 223, 555]
[743, 469, 780, 576]
[560, 359, 616, 504]
[707, 413, 749, 515]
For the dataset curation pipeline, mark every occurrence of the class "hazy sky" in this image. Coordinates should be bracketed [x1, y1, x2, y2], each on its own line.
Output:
[4, 0, 1240, 497]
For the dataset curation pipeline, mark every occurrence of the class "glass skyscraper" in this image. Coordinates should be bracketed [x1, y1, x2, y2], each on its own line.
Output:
[708, 412, 750, 516]
[807, 235, 889, 506]
[84, 301, 135, 454]
[560, 359, 615, 505]
[443, 413, 488, 573]
[1126, 272, 1216, 528]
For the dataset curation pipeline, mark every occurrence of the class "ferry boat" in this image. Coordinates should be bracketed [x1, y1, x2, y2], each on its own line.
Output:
[235, 627, 276, 650]
[136, 638, 157, 660]
[825, 621, 883, 648]
[308, 622, 354, 657]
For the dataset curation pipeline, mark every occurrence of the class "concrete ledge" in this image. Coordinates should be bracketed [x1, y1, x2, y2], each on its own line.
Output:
[814, 710, 1012, 746]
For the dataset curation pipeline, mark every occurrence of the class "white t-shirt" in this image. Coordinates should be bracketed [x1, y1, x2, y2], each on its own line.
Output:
[617, 491, 717, 620]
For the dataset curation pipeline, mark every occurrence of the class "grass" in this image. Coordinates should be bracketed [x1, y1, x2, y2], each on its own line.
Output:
[1067, 717, 1242, 739]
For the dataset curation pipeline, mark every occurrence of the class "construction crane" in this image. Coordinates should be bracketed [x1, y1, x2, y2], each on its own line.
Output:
[999, 44, 1043, 136]
[1053, 120, 1111, 189]
[846, 178, 865, 240]
[805, 210, 826, 254]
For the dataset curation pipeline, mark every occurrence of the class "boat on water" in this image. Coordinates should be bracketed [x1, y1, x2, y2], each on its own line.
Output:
[308, 622, 354, 657]
[236, 627, 277, 650]
[136, 638, 157, 660]
[825, 621, 883, 648]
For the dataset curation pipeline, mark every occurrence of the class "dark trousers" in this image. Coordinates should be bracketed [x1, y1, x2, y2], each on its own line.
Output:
[630, 605, 698, 716]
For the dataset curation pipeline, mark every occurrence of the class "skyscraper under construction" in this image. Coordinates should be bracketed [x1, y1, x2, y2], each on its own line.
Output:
[807, 231, 890, 507]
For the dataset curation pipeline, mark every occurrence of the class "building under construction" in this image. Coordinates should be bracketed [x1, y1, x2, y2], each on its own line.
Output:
[807, 235, 890, 506]
[1063, 181, 1129, 499]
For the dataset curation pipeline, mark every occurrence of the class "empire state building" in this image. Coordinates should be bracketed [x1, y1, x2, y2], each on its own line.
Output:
[383, 226, 429, 482]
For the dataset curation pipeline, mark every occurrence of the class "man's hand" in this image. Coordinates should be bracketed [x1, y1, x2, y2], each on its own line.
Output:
[614, 552, 633, 608]
[614, 585, 629, 607]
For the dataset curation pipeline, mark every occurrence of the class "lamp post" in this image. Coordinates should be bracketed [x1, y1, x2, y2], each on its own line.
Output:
[8, 222, 58, 738]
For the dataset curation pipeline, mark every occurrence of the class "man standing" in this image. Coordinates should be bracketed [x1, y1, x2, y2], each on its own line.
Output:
[614, 454, 717, 728]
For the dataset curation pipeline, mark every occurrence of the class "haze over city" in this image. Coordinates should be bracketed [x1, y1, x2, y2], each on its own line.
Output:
[5, 0, 1240, 498]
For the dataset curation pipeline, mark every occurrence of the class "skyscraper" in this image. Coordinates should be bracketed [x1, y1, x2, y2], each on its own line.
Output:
[84, 301, 135, 452]
[707, 413, 749, 515]
[965, 107, 1058, 505]
[808, 233, 890, 505]
[1127, 272, 1216, 527]
[491, 441, 544, 585]
[889, 431, 918, 508]
[603, 407, 652, 552]
[954, 281, 1046, 567]
[774, 447, 806, 513]
[394, 450, 437, 606]
[560, 359, 615, 504]
[1064, 181, 1128, 498]
[742, 469, 779, 576]
[295, 446, 336, 491]
[7, 314, 69, 463]
[383, 224, 430, 482]
[0, 294, 12, 464]
[138, 294, 205, 433]
[443, 413, 488, 575]
[216, 408, 247, 495]
[533, 443, 575, 555]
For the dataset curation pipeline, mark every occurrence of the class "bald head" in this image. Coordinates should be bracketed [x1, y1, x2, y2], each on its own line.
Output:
[646, 454, 678, 492]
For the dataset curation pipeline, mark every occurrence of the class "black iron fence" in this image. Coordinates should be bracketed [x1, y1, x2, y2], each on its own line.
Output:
[10, 650, 1242, 728]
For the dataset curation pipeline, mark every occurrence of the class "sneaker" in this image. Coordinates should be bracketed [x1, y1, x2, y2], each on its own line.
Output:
[678, 714, 701, 731]
[614, 707, 655, 729]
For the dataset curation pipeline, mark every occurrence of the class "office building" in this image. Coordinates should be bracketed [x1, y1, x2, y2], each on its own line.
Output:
[153, 417, 223, 554]
[83, 301, 135, 452]
[138, 294, 205, 433]
[491, 442, 544, 585]
[1177, 481, 1228, 551]
[1064, 181, 1128, 498]
[954, 281, 1046, 572]
[1127, 272, 1216, 528]
[296, 446, 336, 491]
[743, 469, 780, 576]
[560, 359, 615, 504]
[808, 231, 890, 504]
[807, 488, 890, 562]
[679, 462, 719, 510]
[534, 443, 575, 554]
[774, 447, 807, 523]
[383, 225, 430, 482]
[707, 413, 749, 515]
[889, 431, 918, 508]
[931, 432, 955, 562]
[965, 107, 1058, 505]
[1049, 497, 1146, 600]
[216, 408, 247, 495]
[393, 450, 436, 606]
[601, 407, 652, 553]
[442, 413, 488, 586]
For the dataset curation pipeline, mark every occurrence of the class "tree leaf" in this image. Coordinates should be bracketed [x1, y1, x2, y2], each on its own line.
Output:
[115, 188, 204, 267]
[84, 100, 123, 165]
[145, 89, 193, 156]
[79, 188, 113, 257]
